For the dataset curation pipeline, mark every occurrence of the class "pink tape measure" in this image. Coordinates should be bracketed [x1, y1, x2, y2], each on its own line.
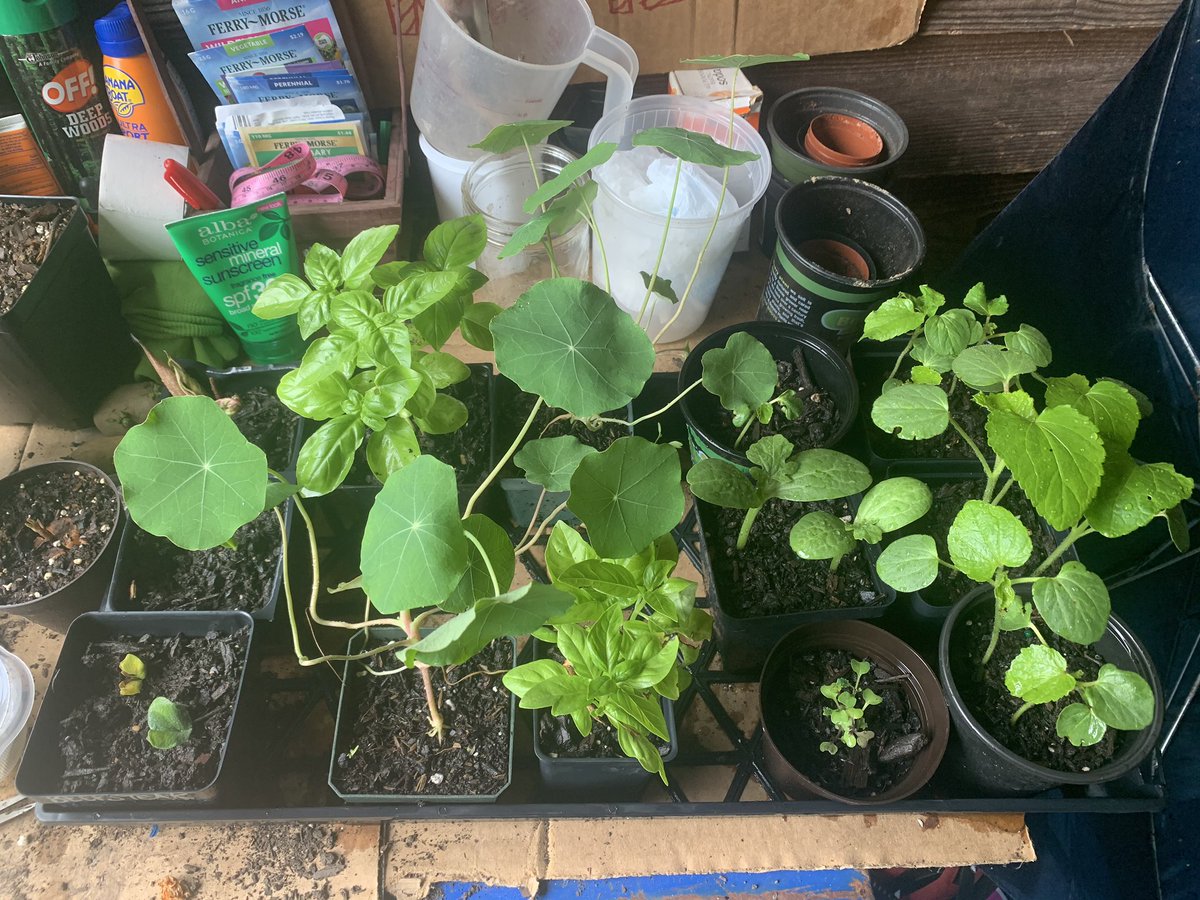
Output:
[230, 142, 386, 207]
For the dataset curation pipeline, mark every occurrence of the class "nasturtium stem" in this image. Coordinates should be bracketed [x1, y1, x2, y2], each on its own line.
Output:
[1032, 523, 1094, 576]
[636, 159, 683, 327]
[522, 137, 560, 278]
[733, 415, 756, 450]
[579, 196, 611, 293]
[736, 505, 762, 551]
[465, 529, 501, 596]
[514, 498, 571, 555]
[517, 486, 548, 547]
[465, 397, 544, 517]
[593, 377, 705, 428]
[1010, 700, 1037, 724]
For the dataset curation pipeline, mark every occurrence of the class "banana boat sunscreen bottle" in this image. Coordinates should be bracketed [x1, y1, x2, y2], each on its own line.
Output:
[94, 1, 184, 144]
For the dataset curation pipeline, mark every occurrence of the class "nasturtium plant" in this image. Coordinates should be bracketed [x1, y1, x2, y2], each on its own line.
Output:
[146, 697, 192, 750]
[699, 332, 803, 448]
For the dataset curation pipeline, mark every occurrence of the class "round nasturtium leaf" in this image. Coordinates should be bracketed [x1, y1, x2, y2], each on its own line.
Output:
[491, 278, 654, 419]
[514, 436, 599, 493]
[115, 396, 266, 551]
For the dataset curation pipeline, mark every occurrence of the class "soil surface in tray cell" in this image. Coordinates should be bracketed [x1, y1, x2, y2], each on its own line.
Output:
[904, 479, 1063, 606]
[952, 612, 1118, 772]
[56, 627, 250, 793]
[765, 647, 928, 798]
[0, 468, 118, 606]
[864, 362, 988, 460]
[332, 639, 512, 797]
[705, 497, 884, 616]
[0, 200, 72, 315]
[123, 511, 281, 613]
[345, 366, 492, 485]
[230, 386, 298, 472]
[696, 347, 840, 451]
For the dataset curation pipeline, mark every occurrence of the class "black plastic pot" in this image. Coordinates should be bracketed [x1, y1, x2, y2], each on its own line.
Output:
[766, 88, 909, 186]
[205, 364, 305, 477]
[678, 321, 858, 469]
[694, 495, 897, 675]
[15, 610, 254, 805]
[0, 461, 123, 633]
[760, 620, 949, 804]
[759, 178, 925, 348]
[938, 586, 1164, 795]
[328, 628, 516, 803]
[0, 196, 137, 428]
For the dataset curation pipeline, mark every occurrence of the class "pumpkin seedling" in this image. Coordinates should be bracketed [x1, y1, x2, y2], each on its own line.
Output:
[118, 652, 145, 696]
[819, 658, 882, 754]
[146, 696, 192, 750]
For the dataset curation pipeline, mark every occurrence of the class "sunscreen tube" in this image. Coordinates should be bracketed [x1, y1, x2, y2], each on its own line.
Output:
[165, 192, 305, 364]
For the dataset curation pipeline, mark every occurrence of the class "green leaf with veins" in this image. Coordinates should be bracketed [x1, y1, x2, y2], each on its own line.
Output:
[700, 331, 777, 420]
[296, 415, 365, 496]
[789, 511, 856, 564]
[296, 289, 333, 339]
[545, 521, 597, 581]
[1056, 703, 1107, 747]
[947, 500, 1032, 582]
[975, 389, 1036, 420]
[681, 52, 809, 67]
[360, 456, 469, 612]
[340, 224, 398, 289]
[640, 271, 680, 304]
[470, 120, 572, 154]
[366, 417, 420, 483]
[263, 480, 299, 513]
[423, 214, 487, 270]
[1045, 376, 1140, 452]
[856, 477, 932, 533]
[909, 335, 955, 373]
[1005, 645, 1076, 704]
[146, 697, 192, 749]
[986, 404, 1105, 530]
[525, 142, 617, 213]
[515, 435, 599, 493]
[115, 397, 266, 551]
[1032, 561, 1110, 644]
[910, 365, 942, 386]
[995, 576, 1033, 631]
[914, 285, 947, 316]
[492, 277, 654, 418]
[412, 291, 468, 350]
[443, 514, 515, 613]
[303, 243, 341, 291]
[1004, 323, 1052, 367]
[774, 448, 871, 503]
[1079, 665, 1154, 731]
[568, 437, 684, 558]
[415, 394, 468, 434]
[952, 344, 1037, 389]
[686, 457, 759, 509]
[875, 534, 940, 592]
[925, 308, 979, 358]
[382, 270, 463, 318]
[557, 559, 641, 602]
[371, 260, 430, 288]
[631, 127, 760, 167]
[1088, 449, 1197, 535]
[871, 382, 950, 440]
[500, 181, 597, 260]
[962, 282, 1007, 317]
[460, 301, 502, 351]
[278, 369, 351, 420]
[861, 294, 926, 342]
[416, 351, 470, 389]
[405, 583, 575, 667]
[253, 273, 311, 319]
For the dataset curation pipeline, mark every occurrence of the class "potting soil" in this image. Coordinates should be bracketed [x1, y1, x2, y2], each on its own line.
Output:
[0, 201, 72, 315]
[231, 386, 299, 472]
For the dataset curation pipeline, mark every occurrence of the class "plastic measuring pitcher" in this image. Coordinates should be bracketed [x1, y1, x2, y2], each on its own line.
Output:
[411, 0, 637, 160]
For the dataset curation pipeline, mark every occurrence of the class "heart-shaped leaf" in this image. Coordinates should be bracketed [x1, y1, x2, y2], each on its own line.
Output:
[871, 382, 950, 440]
[568, 436, 684, 558]
[492, 278, 654, 418]
[515, 435, 599, 493]
[1085, 451, 1193, 538]
[1004, 323, 1052, 367]
[952, 344, 1037, 389]
[1045, 377, 1141, 452]
[470, 120, 572, 154]
[1056, 702, 1107, 747]
[632, 127, 760, 168]
[146, 696, 192, 750]
[925, 308, 979, 358]
[115, 396, 266, 551]
[1079, 664, 1154, 731]
[699, 331, 777, 419]
[361, 456, 469, 613]
[876, 534, 940, 592]
[1032, 561, 1110, 644]
[947, 500, 1032, 582]
[861, 294, 926, 342]
[1005, 645, 1075, 704]
[856, 477, 932, 533]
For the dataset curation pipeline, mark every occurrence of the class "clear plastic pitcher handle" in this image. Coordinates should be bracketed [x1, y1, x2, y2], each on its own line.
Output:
[582, 29, 639, 116]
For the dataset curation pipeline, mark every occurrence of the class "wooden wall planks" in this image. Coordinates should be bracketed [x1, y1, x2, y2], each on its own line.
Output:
[922, 0, 1179, 34]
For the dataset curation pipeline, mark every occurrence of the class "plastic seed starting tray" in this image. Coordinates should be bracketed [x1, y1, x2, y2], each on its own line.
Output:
[36, 376, 1167, 823]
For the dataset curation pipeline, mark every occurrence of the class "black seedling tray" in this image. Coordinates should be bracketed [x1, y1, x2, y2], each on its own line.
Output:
[36, 376, 1167, 823]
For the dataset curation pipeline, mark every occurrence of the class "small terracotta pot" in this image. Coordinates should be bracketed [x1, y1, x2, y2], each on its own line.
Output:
[797, 238, 874, 281]
[803, 113, 884, 168]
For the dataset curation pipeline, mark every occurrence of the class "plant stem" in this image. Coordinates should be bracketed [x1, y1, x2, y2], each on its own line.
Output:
[1010, 700, 1036, 724]
[887, 332, 919, 381]
[594, 377, 705, 428]
[579, 196, 611, 293]
[636, 159, 683, 327]
[736, 505, 762, 551]
[992, 476, 1015, 506]
[523, 137, 560, 277]
[1032, 523, 1093, 576]
[465, 397, 544, 517]
[981, 459, 1008, 505]
[464, 529, 502, 595]
[400, 608, 446, 742]
[948, 416, 993, 479]
[517, 486, 548, 547]
[981, 584, 1004, 666]
[514, 499, 571, 555]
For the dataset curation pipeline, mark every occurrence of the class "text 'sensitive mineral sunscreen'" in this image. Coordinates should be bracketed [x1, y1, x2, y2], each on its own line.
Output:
[166, 193, 305, 364]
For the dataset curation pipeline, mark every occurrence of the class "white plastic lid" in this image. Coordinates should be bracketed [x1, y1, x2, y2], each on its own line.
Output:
[0, 646, 34, 755]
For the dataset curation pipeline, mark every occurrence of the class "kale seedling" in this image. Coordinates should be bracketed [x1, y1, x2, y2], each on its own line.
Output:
[146, 696, 192, 750]
[699, 332, 804, 449]
[687, 434, 870, 549]
[819, 658, 882, 755]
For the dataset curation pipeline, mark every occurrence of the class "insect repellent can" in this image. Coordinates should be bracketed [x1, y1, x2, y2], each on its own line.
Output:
[0, 0, 116, 212]
[759, 177, 926, 348]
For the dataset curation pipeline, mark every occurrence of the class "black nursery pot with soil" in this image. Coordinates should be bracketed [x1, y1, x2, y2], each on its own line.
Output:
[329, 628, 515, 803]
[759, 178, 925, 349]
[938, 586, 1163, 796]
[759, 620, 948, 804]
[205, 364, 305, 475]
[15, 610, 253, 805]
[679, 321, 858, 469]
[0, 197, 137, 428]
[695, 494, 897, 674]
[0, 461, 123, 633]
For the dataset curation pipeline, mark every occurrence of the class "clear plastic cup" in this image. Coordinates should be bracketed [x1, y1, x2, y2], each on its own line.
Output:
[463, 144, 590, 307]
[411, 0, 637, 160]
[588, 95, 771, 343]
[0, 646, 34, 783]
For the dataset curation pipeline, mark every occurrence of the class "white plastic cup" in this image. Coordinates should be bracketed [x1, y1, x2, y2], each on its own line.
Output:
[411, 0, 637, 160]
[420, 132, 472, 223]
[588, 95, 771, 343]
[0, 646, 34, 783]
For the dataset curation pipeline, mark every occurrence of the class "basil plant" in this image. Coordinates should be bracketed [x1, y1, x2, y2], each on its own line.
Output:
[865, 283, 1194, 747]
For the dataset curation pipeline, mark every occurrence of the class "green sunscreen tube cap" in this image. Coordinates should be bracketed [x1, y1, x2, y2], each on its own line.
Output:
[166, 193, 305, 364]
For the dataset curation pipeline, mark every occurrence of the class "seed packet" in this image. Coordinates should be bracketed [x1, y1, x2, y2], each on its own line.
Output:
[173, 0, 348, 63]
[224, 69, 368, 120]
[188, 25, 322, 103]
[240, 119, 367, 165]
[215, 96, 346, 167]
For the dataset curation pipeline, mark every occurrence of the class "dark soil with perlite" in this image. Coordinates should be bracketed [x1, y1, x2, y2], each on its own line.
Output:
[703, 349, 840, 451]
[0, 468, 118, 606]
[55, 627, 250, 793]
[952, 613, 1117, 772]
[122, 512, 280, 613]
[333, 639, 512, 797]
[230, 386, 298, 472]
[704, 498, 884, 616]
[0, 202, 72, 315]
[764, 648, 928, 798]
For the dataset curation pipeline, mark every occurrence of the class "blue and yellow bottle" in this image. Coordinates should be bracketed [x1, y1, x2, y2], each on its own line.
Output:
[94, 1, 183, 144]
